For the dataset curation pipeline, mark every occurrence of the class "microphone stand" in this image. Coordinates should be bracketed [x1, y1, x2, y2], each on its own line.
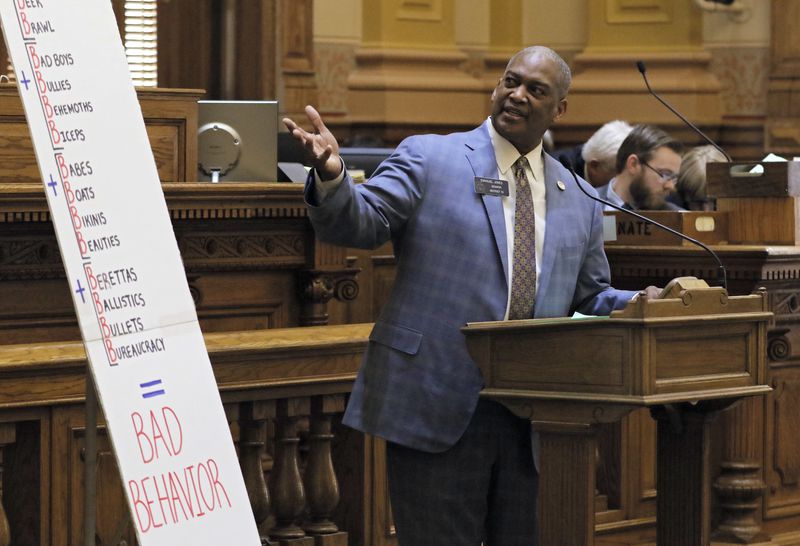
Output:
[560, 158, 728, 290]
[636, 60, 732, 162]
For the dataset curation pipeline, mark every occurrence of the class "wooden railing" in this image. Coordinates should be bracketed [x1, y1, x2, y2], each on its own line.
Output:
[0, 324, 371, 545]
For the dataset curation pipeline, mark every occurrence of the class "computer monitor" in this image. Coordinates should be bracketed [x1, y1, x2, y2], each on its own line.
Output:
[197, 100, 278, 182]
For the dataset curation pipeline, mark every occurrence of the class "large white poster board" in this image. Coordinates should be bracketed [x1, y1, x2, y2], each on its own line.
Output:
[0, 1, 260, 544]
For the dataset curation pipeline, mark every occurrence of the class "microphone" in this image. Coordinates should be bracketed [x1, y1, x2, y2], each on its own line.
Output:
[558, 156, 728, 290]
[636, 60, 732, 162]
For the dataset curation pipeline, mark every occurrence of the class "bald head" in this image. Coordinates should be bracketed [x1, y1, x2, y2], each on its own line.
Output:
[506, 46, 572, 99]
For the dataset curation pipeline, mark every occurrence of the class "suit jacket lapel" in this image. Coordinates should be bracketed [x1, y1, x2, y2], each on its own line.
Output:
[465, 133, 508, 287]
[537, 154, 564, 311]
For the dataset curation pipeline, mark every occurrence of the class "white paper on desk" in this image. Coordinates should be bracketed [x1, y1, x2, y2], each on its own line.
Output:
[749, 153, 788, 174]
[571, 311, 608, 320]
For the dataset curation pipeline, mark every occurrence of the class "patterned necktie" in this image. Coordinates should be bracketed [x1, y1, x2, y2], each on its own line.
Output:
[508, 156, 536, 320]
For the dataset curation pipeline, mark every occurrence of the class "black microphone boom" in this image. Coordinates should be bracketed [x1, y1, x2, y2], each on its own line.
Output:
[559, 156, 728, 290]
[636, 60, 732, 162]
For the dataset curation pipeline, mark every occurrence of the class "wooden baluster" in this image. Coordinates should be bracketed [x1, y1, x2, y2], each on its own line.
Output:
[652, 402, 737, 546]
[0, 423, 16, 546]
[269, 398, 314, 545]
[712, 397, 773, 544]
[711, 287, 775, 544]
[303, 396, 347, 545]
[237, 401, 276, 542]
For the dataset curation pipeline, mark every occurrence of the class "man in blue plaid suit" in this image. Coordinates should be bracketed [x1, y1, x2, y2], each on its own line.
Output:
[284, 46, 639, 546]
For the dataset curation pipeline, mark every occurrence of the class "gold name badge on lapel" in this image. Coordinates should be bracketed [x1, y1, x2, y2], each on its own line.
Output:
[473, 176, 509, 197]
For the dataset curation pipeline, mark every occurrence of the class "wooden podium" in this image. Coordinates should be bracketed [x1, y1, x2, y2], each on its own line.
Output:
[462, 278, 772, 546]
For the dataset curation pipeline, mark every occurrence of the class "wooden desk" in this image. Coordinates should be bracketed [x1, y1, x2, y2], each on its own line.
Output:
[607, 244, 800, 544]
[464, 282, 771, 545]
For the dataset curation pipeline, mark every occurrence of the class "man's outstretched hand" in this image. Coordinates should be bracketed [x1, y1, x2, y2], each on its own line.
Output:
[282, 105, 342, 181]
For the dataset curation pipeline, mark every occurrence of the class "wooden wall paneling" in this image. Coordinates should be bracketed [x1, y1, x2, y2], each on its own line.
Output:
[1, 411, 48, 546]
[594, 422, 622, 518]
[0, 219, 77, 345]
[328, 243, 395, 326]
[767, 0, 800, 155]
[0, 279, 79, 345]
[234, 0, 277, 101]
[0, 85, 41, 184]
[764, 365, 800, 519]
[173, 214, 310, 331]
[134, 87, 204, 183]
[49, 405, 136, 546]
[156, 0, 223, 96]
[628, 409, 657, 519]
[770, 0, 800, 79]
[597, 409, 658, 542]
[276, 0, 317, 118]
[190, 271, 296, 331]
[0, 31, 8, 81]
[110, 0, 125, 37]
[763, 278, 800, 541]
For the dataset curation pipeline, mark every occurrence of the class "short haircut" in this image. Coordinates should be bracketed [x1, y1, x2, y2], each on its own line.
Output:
[581, 120, 633, 177]
[507, 46, 572, 99]
[615, 124, 684, 174]
[677, 144, 727, 202]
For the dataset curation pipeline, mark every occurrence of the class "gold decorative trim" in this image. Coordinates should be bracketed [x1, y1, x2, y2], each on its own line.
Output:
[606, 0, 671, 24]
[396, 0, 442, 22]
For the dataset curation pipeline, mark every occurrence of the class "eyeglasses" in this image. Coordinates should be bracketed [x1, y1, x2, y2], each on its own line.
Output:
[638, 158, 678, 184]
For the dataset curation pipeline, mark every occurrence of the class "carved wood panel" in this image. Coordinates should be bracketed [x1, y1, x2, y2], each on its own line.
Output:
[2, 416, 46, 546]
[51, 405, 138, 546]
[765, 367, 800, 518]
[328, 244, 394, 326]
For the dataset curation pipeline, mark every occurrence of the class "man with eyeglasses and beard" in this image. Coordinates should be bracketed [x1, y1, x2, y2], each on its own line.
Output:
[596, 124, 685, 211]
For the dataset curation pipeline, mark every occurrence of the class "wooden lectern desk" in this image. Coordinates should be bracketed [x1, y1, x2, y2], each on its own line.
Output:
[462, 278, 772, 546]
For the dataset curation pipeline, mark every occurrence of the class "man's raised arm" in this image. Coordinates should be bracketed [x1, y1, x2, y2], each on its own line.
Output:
[282, 105, 343, 181]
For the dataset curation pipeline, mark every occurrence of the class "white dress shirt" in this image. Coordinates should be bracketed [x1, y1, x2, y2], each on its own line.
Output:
[486, 120, 546, 319]
[603, 178, 627, 211]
